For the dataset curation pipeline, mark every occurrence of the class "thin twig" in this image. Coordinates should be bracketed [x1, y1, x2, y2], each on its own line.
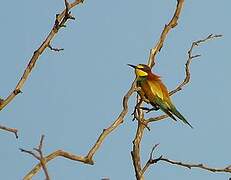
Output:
[141, 144, 231, 175]
[169, 34, 222, 96]
[34, 135, 50, 180]
[48, 44, 64, 52]
[147, 114, 168, 123]
[20, 135, 50, 180]
[20, 148, 40, 160]
[160, 157, 231, 173]
[141, 144, 160, 175]
[0, 124, 18, 138]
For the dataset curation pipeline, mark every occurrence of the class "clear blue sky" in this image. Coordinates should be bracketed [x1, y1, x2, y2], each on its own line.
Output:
[0, 0, 230, 179]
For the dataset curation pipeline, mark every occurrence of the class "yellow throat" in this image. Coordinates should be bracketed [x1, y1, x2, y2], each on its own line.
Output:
[135, 65, 148, 77]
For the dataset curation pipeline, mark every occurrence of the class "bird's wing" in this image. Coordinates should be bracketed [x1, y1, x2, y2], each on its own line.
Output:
[147, 80, 165, 101]
[142, 80, 177, 121]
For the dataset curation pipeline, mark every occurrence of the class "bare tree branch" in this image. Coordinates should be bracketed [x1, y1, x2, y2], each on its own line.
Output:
[169, 34, 222, 96]
[160, 157, 231, 173]
[20, 135, 50, 180]
[0, 124, 18, 138]
[147, 114, 168, 123]
[141, 144, 231, 176]
[141, 144, 161, 176]
[0, 0, 84, 112]
[0, 0, 84, 137]
[4, 0, 139, 178]
[48, 44, 64, 52]
[131, 122, 146, 180]
[23, 80, 137, 179]
[148, 0, 185, 68]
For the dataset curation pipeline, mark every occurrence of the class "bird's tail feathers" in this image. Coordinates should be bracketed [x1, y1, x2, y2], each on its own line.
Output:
[157, 102, 177, 122]
[170, 105, 193, 128]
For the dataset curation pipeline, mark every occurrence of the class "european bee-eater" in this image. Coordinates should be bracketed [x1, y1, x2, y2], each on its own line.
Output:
[128, 64, 193, 128]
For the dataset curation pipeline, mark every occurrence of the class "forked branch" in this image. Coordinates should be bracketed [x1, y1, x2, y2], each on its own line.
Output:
[169, 34, 222, 96]
[20, 135, 50, 180]
[0, 0, 83, 112]
[131, 1, 224, 179]
[142, 144, 231, 175]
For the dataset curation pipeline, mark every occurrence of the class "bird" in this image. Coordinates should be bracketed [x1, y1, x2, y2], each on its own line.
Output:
[128, 63, 193, 128]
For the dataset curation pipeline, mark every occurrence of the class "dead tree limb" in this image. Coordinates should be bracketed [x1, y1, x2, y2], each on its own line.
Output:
[141, 144, 231, 175]
[0, 0, 83, 136]
[169, 34, 222, 96]
[23, 80, 137, 179]
[0, 0, 83, 112]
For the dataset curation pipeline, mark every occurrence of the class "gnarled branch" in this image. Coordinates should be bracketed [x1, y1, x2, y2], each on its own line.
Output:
[23, 80, 137, 179]
[0, 0, 84, 136]
[0, 0, 83, 112]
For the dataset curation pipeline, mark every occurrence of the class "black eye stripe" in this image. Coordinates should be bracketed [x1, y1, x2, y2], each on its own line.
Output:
[137, 67, 144, 70]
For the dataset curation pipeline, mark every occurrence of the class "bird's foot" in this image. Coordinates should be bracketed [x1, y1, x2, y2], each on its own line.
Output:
[131, 106, 144, 121]
[140, 106, 159, 113]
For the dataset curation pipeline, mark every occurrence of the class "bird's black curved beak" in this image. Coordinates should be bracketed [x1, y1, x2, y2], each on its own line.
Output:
[127, 64, 136, 69]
